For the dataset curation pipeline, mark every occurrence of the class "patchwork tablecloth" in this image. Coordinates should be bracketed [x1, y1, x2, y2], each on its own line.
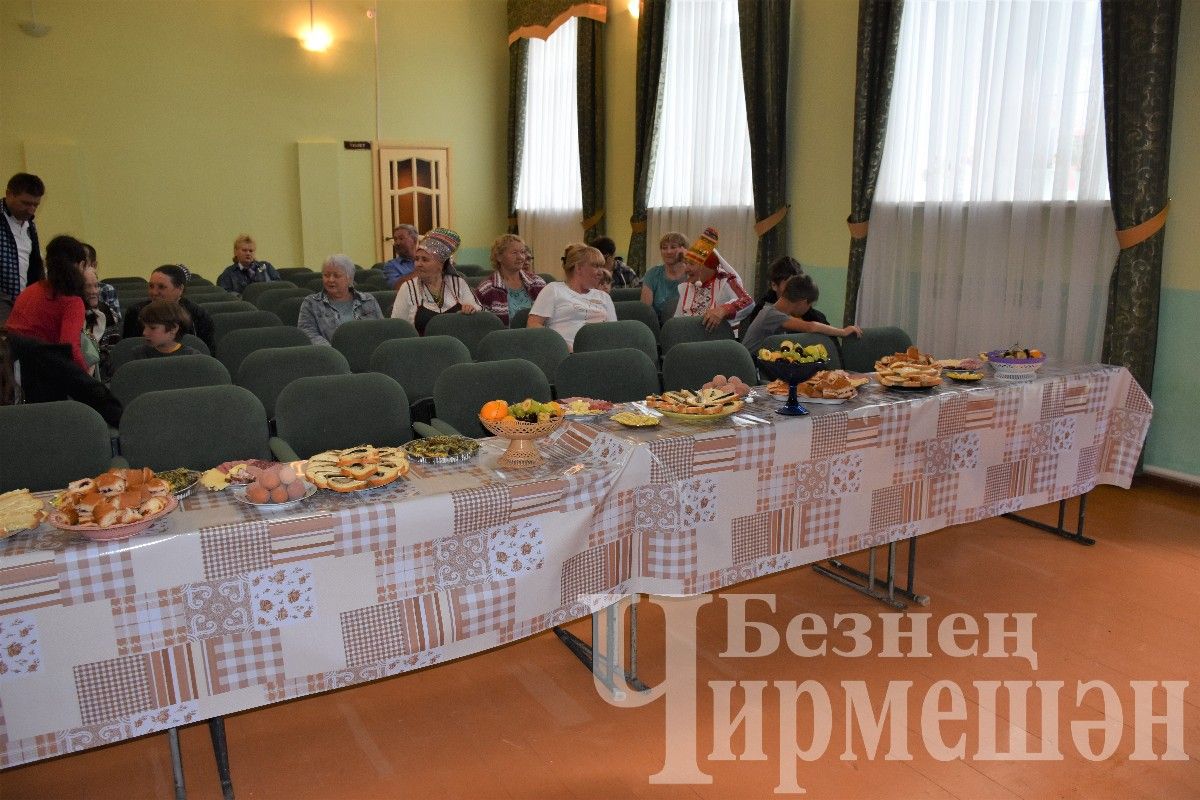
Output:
[0, 364, 1151, 768]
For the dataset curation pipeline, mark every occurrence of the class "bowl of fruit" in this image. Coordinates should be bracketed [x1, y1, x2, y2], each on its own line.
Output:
[755, 342, 830, 415]
[479, 398, 566, 468]
[983, 346, 1046, 381]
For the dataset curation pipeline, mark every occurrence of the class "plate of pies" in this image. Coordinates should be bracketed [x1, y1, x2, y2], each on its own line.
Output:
[303, 445, 410, 492]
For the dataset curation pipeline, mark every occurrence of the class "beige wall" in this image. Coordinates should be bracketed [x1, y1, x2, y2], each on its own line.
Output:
[0, 0, 508, 279]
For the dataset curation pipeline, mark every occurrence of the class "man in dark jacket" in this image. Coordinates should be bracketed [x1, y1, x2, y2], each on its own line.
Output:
[217, 233, 280, 294]
[0, 173, 45, 326]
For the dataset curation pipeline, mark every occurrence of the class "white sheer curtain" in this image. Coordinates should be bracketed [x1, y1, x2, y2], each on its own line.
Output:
[860, 0, 1116, 363]
[646, 0, 757, 295]
[516, 18, 582, 278]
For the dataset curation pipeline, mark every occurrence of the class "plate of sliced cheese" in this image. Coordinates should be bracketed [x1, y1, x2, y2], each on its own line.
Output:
[0, 489, 46, 538]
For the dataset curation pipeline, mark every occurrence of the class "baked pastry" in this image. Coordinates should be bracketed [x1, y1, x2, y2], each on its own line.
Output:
[0, 489, 46, 537]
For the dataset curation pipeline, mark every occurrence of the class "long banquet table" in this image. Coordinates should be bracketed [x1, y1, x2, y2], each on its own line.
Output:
[0, 364, 1152, 769]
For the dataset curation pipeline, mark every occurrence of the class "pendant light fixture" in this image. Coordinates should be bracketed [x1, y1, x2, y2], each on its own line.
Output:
[301, 0, 332, 52]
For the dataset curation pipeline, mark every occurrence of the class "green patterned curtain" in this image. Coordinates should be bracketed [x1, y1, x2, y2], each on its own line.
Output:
[738, 0, 791, 294]
[1100, 0, 1181, 394]
[506, 38, 529, 235]
[577, 18, 606, 242]
[842, 0, 903, 326]
[628, 0, 669, 272]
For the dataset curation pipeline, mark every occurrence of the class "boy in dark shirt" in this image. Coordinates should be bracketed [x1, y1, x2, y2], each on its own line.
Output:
[742, 256, 830, 332]
[131, 300, 199, 360]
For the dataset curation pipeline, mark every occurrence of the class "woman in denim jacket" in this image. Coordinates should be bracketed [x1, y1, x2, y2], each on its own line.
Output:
[297, 254, 382, 346]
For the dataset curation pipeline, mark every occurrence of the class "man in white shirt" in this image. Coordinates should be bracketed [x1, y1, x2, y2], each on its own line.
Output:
[0, 173, 45, 326]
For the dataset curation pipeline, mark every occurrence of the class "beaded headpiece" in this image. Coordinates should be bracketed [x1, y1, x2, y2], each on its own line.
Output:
[418, 228, 461, 263]
[684, 226, 720, 269]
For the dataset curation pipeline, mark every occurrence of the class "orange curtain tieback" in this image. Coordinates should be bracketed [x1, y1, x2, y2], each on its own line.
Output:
[580, 210, 605, 230]
[1116, 201, 1170, 250]
[754, 205, 789, 237]
[846, 217, 869, 239]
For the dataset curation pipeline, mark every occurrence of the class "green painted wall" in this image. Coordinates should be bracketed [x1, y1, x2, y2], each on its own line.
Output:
[0, 0, 508, 280]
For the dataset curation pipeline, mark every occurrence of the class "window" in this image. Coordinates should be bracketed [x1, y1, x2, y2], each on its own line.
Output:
[516, 17, 583, 277]
[861, 0, 1115, 363]
[645, 0, 756, 291]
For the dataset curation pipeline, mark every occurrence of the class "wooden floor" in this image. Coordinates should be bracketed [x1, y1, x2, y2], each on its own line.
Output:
[4, 478, 1198, 799]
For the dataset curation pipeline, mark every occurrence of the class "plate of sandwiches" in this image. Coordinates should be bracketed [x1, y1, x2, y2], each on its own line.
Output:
[875, 346, 943, 389]
[50, 468, 177, 541]
[644, 388, 745, 420]
[303, 445, 410, 492]
[767, 370, 870, 404]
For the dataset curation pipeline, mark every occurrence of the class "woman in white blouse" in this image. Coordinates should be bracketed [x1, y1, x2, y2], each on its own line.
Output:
[390, 227, 478, 334]
[527, 243, 617, 350]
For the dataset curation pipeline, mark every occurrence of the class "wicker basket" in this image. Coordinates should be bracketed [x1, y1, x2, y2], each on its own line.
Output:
[985, 351, 1046, 381]
[480, 415, 566, 468]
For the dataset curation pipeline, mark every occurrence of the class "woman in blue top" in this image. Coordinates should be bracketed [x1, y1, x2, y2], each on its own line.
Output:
[297, 254, 383, 346]
[639, 231, 688, 322]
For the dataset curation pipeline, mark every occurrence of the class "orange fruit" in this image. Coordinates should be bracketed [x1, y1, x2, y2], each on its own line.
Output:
[481, 400, 509, 421]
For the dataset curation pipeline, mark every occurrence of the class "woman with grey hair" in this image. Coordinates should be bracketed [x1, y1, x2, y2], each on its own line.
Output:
[297, 254, 382, 346]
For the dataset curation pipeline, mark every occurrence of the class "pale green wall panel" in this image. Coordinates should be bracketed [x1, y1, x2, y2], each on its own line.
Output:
[297, 141, 343, 268]
[1144, 288, 1200, 477]
[21, 140, 86, 245]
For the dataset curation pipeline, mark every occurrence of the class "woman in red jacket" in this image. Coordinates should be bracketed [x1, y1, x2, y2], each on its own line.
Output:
[3, 235, 121, 424]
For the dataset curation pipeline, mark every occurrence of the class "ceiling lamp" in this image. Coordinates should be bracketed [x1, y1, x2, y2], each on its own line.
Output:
[301, 0, 332, 52]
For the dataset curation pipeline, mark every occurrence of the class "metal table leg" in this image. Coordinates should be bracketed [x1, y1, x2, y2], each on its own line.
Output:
[1003, 494, 1093, 545]
[813, 539, 931, 609]
[168, 727, 186, 800]
[208, 716, 234, 800]
[554, 595, 650, 695]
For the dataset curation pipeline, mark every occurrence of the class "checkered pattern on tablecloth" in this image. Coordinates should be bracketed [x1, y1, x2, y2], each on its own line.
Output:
[811, 413, 848, 460]
[587, 488, 636, 547]
[561, 467, 620, 514]
[1040, 378, 1066, 419]
[335, 502, 400, 555]
[991, 385, 1023, 434]
[731, 512, 770, 564]
[1124, 380, 1154, 415]
[641, 527, 698, 579]
[200, 520, 271, 580]
[205, 629, 284, 694]
[1, 705, 62, 767]
[733, 424, 775, 472]
[984, 462, 1017, 506]
[111, 589, 188, 656]
[451, 484, 511, 535]
[340, 601, 407, 667]
[1101, 437, 1143, 482]
[649, 437, 695, 482]
[869, 485, 904, 533]
[1075, 444, 1101, 485]
[56, 542, 136, 606]
[560, 538, 631, 604]
[449, 579, 517, 640]
[876, 402, 914, 451]
[73, 654, 152, 725]
[1029, 454, 1057, 495]
[375, 542, 436, 602]
[757, 462, 798, 512]
[936, 393, 967, 438]
[798, 498, 842, 551]
[926, 473, 960, 519]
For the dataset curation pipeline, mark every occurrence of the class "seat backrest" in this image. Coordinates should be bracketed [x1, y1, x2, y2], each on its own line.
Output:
[109, 354, 232, 407]
[476, 328, 569, 386]
[241, 281, 297, 305]
[659, 316, 735, 354]
[0, 401, 114, 492]
[509, 308, 530, 329]
[256, 287, 312, 316]
[210, 310, 284, 351]
[456, 263, 490, 277]
[277, 267, 314, 280]
[610, 287, 642, 303]
[194, 299, 257, 314]
[275, 296, 307, 327]
[423, 311, 505, 359]
[298, 274, 327, 292]
[613, 300, 661, 340]
[236, 345, 351, 418]
[184, 287, 233, 301]
[839, 326, 913, 373]
[106, 276, 149, 289]
[180, 334, 210, 355]
[662, 340, 757, 390]
[217, 325, 310, 376]
[433, 359, 552, 438]
[538, 272, 558, 284]
[369, 335, 472, 405]
[329, 318, 420, 372]
[274, 373, 412, 458]
[573, 320, 659, 367]
[185, 275, 214, 287]
[759, 332, 843, 370]
[555, 349, 660, 403]
[119, 385, 271, 470]
[111, 336, 210, 372]
[370, 290, 396, 317]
